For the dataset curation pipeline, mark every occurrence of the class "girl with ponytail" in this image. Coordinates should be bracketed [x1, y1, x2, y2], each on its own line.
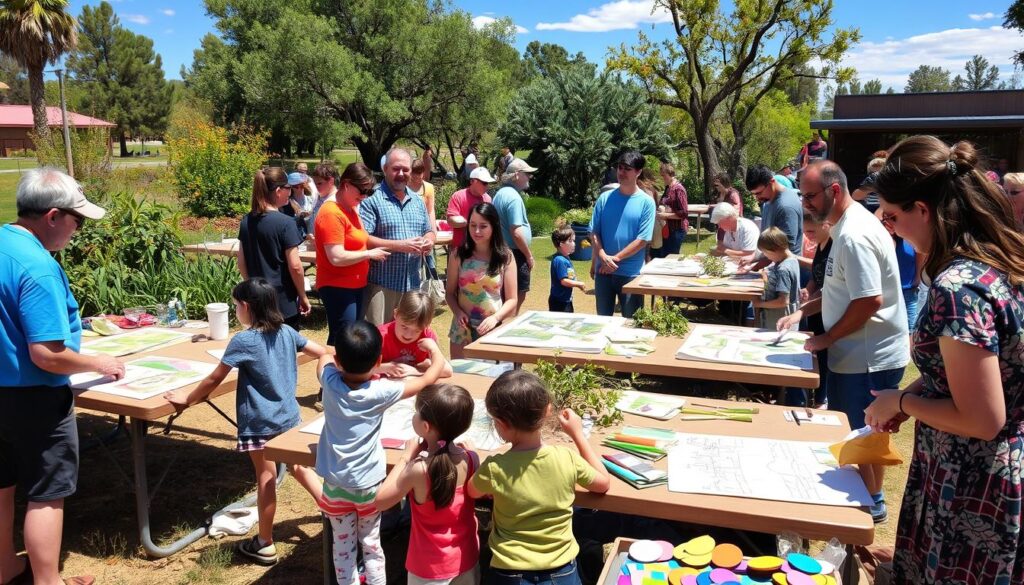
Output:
[375, 384, 480, 585]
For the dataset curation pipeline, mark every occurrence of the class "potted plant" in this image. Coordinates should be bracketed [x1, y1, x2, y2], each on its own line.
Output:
[559, 208, 594, 261]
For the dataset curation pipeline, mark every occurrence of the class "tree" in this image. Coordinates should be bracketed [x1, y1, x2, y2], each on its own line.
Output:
[608, 0, 857, 194]
[1007, 1, 1024, 67]
[0, 54, 29, 103]
[523, 41, 591, 78]
[904, 65, 952, 93]
[781, 63, 820, 107]
[66, 1, 172, 157]
[497, 67, 672, 208]
[0, 0, 78, 139]
[952, 54, 1001, 91]
[863, 79, 883, 94]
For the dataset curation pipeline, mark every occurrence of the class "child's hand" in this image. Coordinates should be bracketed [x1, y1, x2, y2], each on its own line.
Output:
[164, 389, 190, 413]
[476, 316, 500, 336]
[454, 309, 470, 329]
[415, 358, 432, 371]
[417, 337, 441, 356]
[557, 408, 584, 437]
[379, 362, 420, 378]
[403, 437, 425, 459]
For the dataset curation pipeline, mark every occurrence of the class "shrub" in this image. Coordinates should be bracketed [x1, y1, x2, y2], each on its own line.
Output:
[433, 179, 458, 221]
[631, 302, 691, 337]
[535, 359, 633, 429]
[167, 120, 267, 217]
[559, 207, 593, 227]
[524, 196, 563, 236]
[32, 127, 112, 186]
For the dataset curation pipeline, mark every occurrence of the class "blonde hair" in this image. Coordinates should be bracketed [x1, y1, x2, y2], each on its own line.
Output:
[757, 226, 790, 253]
[1003, 172, 1024, 188]
[867, 157, 887, 173]
[395, 291, 436, 329]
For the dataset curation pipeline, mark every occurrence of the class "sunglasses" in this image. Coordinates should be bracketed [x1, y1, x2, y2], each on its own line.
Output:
[59, 208, 85, 229]
[351, 183, 376, 196]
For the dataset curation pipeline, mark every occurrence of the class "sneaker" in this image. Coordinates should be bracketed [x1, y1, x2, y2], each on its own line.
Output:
[870, 499, 888, 524]
[236, 535, 278, 565]
[313, 400, 324, 413]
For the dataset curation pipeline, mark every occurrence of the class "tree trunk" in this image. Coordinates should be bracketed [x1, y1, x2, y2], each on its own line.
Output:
[352, 137, 388, 173]
[28, 66, 49, 140]
[119, 132, 129, 158]
[693, 117, 722, 203]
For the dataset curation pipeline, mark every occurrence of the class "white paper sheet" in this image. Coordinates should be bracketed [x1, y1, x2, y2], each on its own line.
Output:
[479, 311, 624, 353]
[676, 324, 814, 370]
[70, 356, 216, 399]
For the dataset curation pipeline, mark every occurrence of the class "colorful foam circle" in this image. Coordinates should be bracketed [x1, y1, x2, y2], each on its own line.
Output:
[785, 554, 822, 575]
[682, 576, 700, 585]
[669, 569, 687, 585]
[697, 572, 714, 585]
[733, 560, 748, 574]
[711, 543, 743, 569]
[629, 540, 663, 563]
[710, 568, 739, 583]
[816, 560, 835, 575]
[771, 573, 787, 585]
[681, 552, 713, 567]
[657, 540, 676, 562]
[747, 556, 784, 573]
[685, 535, 717, 556]
[784, 573, 815, 585]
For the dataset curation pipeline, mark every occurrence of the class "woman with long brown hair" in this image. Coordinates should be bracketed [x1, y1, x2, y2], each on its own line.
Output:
[864, 135, 1024, 584]
[237, 167, 310, 327]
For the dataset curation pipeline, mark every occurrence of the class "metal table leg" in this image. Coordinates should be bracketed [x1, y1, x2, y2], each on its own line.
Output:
[129, 417, 287, 558]
[841, 543, 860, 584]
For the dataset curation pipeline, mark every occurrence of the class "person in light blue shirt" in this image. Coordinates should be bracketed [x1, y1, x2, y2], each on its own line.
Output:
[493, 158, 538, 313]
[0, 167, 124, 585]
[589, 151, 656, 318]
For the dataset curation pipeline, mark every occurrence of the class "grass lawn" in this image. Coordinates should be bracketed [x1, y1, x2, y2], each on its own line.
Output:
[0, 173, 20, 223]
[0, 158, 38, 171]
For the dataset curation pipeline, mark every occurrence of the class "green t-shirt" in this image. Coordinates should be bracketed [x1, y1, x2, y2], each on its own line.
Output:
[471, 445, 597, 570]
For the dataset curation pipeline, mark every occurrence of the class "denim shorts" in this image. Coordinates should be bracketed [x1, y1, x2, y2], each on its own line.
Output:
[491, 559, 581, 585]
[827, 367, 905, 429]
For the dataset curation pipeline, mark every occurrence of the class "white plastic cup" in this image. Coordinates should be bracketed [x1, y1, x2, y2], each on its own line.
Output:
[206, 302, 230, 340]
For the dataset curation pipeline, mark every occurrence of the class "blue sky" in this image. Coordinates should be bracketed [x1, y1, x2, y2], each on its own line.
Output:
[67, 0, 1023, 90]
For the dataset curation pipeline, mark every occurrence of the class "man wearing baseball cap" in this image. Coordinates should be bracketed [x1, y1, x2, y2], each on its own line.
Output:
[1, 167, 125, 585]
[494, 158, 539, 313]
[446, 166, 496, 249]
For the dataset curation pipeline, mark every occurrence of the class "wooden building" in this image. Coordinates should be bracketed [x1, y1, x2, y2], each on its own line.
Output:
[0, 105, 114, 157]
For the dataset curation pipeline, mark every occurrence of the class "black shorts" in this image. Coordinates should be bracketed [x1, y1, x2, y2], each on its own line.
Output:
[0, 385, 79, 501]
[548, 298, 574, 313]
[512, 249, 531, 292]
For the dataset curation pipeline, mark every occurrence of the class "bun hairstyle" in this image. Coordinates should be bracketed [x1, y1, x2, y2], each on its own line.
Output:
[874, 135, 1024, 285]
[415, 384, 475, 508]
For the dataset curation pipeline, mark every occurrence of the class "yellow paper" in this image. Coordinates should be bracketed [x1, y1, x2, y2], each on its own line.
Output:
[829, 431, 903, 466]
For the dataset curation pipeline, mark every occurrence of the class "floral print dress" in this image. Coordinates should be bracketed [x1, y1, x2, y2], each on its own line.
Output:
[893, 258, 1024, 585]
[449, 257, 503, 346]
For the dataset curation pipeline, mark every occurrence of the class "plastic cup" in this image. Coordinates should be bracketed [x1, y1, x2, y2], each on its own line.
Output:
[123, 306, 146, 326]
[205, 302, 230, 340]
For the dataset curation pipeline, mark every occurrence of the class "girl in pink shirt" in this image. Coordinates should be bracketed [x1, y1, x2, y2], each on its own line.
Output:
[375, 384, 480, 585]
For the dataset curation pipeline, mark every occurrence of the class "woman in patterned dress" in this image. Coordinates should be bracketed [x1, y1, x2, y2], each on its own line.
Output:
[445, 203, 518, 359]
[864, 135, 1024, 585]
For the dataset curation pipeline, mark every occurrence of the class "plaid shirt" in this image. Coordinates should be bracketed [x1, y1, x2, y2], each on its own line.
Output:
[360, 182, 433, 292]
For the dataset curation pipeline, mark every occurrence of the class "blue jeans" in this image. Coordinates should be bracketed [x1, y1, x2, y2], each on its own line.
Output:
[903, 287, 919, 331]
[319, 286, 362, 346]
[491, 560, 582, 585]
[827, 367, 905, 429]
[652, 228, 687, 258]
[595, 273, 643, 318]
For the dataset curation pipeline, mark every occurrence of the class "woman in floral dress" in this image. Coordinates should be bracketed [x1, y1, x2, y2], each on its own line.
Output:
[445, 203, 518, 358]
[865, 135, 1024, 584]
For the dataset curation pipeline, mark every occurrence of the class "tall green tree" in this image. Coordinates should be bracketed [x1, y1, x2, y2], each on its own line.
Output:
[952, 54, 1001, 91]
[498, 67, 672, 208]
[66, 1, 172, 157]
[1006, 1, 1024, 67]
[608, 0, 857, 193]
[0, 0, 78, 139]
[905, 65, 952, 93]
[523, 41, 591, 78]
[0, 53, 29, 104]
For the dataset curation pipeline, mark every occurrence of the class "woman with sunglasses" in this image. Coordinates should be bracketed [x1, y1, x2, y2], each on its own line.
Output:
[238, 167, 312, 327]
[865, 136, 1024, 585]
[314, 162, 390, 348]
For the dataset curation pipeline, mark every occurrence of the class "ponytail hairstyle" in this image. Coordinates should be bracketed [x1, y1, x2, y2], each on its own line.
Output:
[874, 135, 1024, 285]
[232, 278, 284, 332]
[415, 384, 475, 508]
[457, 202, 510, 276]
[252, 167, 288, 215]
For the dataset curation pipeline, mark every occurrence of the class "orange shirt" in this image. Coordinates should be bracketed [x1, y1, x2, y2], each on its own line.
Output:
[314, 201, 369, 289]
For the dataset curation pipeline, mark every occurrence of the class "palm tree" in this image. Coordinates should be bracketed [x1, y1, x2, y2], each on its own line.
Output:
[0, 0, 77, 139]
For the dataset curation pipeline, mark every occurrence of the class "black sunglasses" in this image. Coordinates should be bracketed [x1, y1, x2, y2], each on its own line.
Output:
[58, 208, 85, 229]
[357, 183, 376, 196]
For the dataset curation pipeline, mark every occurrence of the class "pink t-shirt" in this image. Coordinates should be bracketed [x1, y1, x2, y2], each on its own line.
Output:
[446, 188, 492, 249]
[378, 321, 438, 365]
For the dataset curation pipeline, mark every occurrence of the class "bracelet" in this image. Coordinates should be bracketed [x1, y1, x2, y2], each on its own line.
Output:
[898, 392, 910, 416]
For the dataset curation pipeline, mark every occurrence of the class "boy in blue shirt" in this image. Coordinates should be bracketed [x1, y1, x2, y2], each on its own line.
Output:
[548, 226, 587, 312]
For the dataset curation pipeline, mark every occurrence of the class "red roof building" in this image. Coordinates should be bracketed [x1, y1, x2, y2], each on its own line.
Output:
[0, 105, 114, 156]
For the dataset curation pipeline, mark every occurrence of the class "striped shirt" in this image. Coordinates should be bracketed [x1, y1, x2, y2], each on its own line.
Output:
[359, 182, 433, 292]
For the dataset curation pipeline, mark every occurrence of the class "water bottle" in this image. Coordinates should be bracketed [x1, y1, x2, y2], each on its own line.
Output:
[167, 297, 179, 325]
[581, 414, 594, 439]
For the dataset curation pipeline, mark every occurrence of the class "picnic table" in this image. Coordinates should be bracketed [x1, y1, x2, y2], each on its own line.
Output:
[182, 232, 454, 266]
[264, 372, 870, 585]
[688, 204, 711, 250]
[72, 326, 313, 558]
[623, 271, 763, 325]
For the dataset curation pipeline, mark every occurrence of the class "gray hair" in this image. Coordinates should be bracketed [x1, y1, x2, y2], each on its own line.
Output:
[17, 166, 79, 218]
[500, 170, 518, 185]
[710, 202, 738, 224]
[384, 148, 412, 168]
[813, 160, 849, 194]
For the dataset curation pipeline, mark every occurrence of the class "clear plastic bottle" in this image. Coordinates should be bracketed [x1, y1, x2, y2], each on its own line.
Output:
[581, 414, 594, 439]
[167, 297, 179, 325]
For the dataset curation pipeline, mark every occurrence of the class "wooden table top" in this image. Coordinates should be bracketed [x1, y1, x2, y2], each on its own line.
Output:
[463, 323, 819, 389]
[183, 232, 452, 266]
[623, 273, 764, 302]
[264, 373, 872, 544]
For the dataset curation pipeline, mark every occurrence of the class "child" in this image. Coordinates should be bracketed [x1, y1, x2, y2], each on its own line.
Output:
[316, 320, 447, 585]
[164, 278, 327, 565]
[445, 202, 518, 359]
[375, 384, 480, 585]
[549, 226, 587, 313]
[374, 291, 454, 379]
[467, 370, 610, 584]
[751, 226, 800, 329]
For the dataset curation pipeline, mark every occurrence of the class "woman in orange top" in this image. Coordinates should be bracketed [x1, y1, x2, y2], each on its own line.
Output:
[314, 162, 390, 346]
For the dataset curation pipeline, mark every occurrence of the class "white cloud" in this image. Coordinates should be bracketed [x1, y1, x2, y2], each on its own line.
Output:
[162, 9, 175, 16]
[968, 12, 997, 21]
[123, 14, 151, 25]
[535, 0, 670, 32]
[472, 15, 528, 34]
[839, 26, 1024, 90]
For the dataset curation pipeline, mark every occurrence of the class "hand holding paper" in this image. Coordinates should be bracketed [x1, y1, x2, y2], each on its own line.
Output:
[828, 426, 904, 466]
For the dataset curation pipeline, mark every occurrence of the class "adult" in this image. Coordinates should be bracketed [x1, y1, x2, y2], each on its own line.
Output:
[654, 162, 689, 258]
[710, 172, 743, 243]
[864, 136, 1024, 585]
[238, 167, 311, 327]
[1, 168, 126, 585]
[496, 147, 514, 178]
[709, 203, 758, 259]
[461, 151, 479, 184]
[744, 164, 803, 270]
[446, 167, 496, 249]
[309, 161, 339, 229]
[589, 151, 656, 318]
[295, 162, 318, 199]
[801, 132, 828, 168]
[409, 158, 437, 232]
[360, 148, 435, 325]
[314, 162, 390, 345]
[493, 158, 537, 314]
[1003, 172, 1024, 225]
[852, 156, 887, 214]
[282, 171, 314, 239]
[780, 160, 908, 524]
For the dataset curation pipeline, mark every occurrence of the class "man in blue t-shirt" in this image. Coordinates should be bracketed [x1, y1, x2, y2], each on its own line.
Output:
[1, 167, 125, 585]
[493, 158, 538, 314]
[743, 164, 804, 271]
[589, 151, 656, 318]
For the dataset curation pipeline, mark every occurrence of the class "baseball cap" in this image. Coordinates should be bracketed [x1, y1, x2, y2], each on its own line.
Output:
[470, 167, 497, 183]
[465, 153, 478, 165]
[69, 184, 106, 219]
[506, 158, 538, 174]
[287, 172, 308, 186]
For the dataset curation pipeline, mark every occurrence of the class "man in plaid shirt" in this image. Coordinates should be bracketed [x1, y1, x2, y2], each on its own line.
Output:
[360, 148, 435, 325]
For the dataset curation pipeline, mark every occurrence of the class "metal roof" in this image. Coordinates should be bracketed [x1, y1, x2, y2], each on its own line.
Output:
[0, 105, 115, 128]
[811, 115, 1024, 131]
